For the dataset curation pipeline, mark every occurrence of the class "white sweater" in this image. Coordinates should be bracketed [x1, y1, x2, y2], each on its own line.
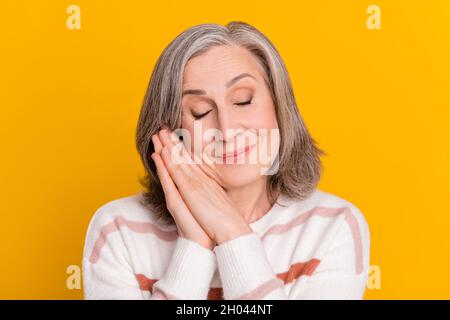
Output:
[82, 189, 370, 300]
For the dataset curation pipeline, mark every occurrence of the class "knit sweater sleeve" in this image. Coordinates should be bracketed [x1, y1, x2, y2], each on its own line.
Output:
[213, 231, 288, 299]
[82, 204, 217, 300]
[213, 208, 370, 300]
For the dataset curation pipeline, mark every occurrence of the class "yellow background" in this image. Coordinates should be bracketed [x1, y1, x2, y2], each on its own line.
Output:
[1, 0, 449, 299]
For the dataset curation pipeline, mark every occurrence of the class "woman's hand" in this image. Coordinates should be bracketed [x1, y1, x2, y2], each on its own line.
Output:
[151, 133, 216, 250]
[154, 127, 253, 245]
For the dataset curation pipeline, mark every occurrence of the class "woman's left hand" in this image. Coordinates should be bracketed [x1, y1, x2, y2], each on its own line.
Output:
[157, 127, 253, 244]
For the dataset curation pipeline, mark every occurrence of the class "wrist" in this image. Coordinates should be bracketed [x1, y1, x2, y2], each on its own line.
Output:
[215, 222, 253, 245]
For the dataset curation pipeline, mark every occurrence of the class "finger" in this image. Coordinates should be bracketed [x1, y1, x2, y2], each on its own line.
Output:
[151, 152, 180, 200]
[159, 129, 202, 176]
[160, 129, 221, 192]
[151, 152, 206, 236]
[159, 129, 223, 192]
[151, 152, 190, 217]
[152, 134, 163, 154]
[158, 129, 223, 203]
[182, 141, 222, 186]
[158, 128, 182, 150]
[160, 145, 191, 183]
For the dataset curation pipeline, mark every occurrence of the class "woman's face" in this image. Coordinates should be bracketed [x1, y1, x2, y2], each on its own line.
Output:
[180, 45, 279, 190]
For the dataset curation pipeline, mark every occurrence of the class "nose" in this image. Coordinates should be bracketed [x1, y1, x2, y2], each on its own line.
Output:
[215, 106, 244, 143]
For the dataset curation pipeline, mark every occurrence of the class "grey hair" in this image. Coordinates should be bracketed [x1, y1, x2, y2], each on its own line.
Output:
[136, 21, 325, 226]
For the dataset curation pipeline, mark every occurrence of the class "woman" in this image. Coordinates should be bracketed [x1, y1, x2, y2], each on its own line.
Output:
[82, 21, 370, 300]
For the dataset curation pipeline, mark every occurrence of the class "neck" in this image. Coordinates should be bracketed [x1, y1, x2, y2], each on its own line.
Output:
[225, 178, 273, 224]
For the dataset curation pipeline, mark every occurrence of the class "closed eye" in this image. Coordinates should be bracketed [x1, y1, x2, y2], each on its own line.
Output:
[234, 99, 252, 106]
[192, 98, 252, 119]
[192, 109, 212, 120]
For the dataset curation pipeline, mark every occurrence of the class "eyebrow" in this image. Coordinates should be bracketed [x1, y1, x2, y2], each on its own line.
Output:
[182, 73, 256, 97]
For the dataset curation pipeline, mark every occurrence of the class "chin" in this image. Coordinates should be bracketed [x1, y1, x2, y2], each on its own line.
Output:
[214, 163, 264, 189]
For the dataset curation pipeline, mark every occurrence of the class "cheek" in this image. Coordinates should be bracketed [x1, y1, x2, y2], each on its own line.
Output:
[249, 100, 278, 130]
[262, 106, 278, 129]
[250, 99, 279, 159]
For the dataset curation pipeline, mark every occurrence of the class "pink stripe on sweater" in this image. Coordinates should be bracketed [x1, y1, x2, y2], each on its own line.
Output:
[277, 259, 321, 284]
[136, 258, 321, 299]
[262, 206, 364, 274]
[89, 206, 364, 275]
[89, 216, 178, 263]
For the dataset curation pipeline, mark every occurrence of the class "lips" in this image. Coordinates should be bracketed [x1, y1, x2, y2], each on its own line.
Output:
[220, 143, 256, 161]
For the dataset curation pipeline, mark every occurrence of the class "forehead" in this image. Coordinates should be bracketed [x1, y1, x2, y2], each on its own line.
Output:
[182, 45, 264, 88]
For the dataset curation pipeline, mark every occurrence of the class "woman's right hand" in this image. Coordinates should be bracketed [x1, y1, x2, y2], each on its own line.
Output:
[151, 132, 216, 251]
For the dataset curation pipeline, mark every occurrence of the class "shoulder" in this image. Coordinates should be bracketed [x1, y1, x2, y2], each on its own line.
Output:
[281, 189, 369, 232]
[85, 192, 163, 230]
[280, 189, 370, 271]
[305, 189, 370, 245]
[307, 189, 371, 273]
[82, 192, 176, 262]
[309, 189, 369, 232]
